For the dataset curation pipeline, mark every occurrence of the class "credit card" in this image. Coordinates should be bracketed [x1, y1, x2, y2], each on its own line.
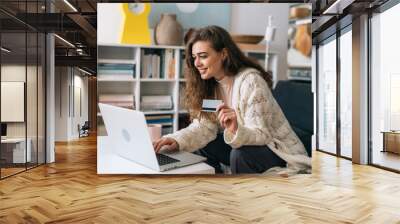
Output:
[202, 99, 222, 112]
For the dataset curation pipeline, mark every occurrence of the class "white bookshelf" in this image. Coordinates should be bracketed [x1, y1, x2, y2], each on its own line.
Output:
[98, 59, 136, 64]
[97, 43, 277, 136]
[140, 79, 176, 82]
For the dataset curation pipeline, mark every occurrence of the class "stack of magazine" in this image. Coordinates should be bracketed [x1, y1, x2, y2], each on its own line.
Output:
[141, 95, 173, 111]
[99, 94, 135, 109]
[145, 114, 173, 126]
[98, 63, 135, 81]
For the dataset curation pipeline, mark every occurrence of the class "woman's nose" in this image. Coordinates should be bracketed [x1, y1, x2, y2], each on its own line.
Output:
[194, 58, 201, 67]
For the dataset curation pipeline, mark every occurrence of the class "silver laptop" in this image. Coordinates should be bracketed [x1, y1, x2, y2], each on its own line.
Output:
[99, 103, 206, 172]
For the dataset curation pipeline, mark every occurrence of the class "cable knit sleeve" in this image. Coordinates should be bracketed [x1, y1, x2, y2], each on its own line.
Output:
[164, 118, 218, 152]
[224, 73, 274, 149]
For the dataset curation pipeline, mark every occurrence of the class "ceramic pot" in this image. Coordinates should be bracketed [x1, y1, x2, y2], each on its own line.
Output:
[294, 24, 311, 57]
[155, 14, 183, 46]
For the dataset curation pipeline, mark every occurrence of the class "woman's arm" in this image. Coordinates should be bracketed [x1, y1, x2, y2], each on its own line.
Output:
[163, 118, 218, 152]
[224, 73, 275, 149]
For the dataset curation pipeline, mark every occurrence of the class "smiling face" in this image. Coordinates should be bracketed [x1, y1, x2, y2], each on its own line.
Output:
[191, 41, 227, 81]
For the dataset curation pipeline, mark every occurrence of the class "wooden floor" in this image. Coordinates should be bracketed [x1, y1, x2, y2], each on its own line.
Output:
[372, 150, 400, 171]
[1, 135, 400, 223]
[0, 167, 26, 178]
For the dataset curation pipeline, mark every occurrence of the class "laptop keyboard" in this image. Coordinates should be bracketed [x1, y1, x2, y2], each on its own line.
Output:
[156, 153, 180, 166]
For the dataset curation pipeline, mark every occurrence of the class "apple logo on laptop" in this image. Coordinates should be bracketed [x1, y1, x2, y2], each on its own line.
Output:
[122, 128, 131, 142]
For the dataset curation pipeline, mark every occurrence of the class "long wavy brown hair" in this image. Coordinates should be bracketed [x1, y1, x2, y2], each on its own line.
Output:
[184, 25, 273, 121]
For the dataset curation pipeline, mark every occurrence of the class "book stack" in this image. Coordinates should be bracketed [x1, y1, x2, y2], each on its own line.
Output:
[98, 63, 135, 81]
[99, 94, 135, 109]
[145, 114, 173, 126]
[162, 126, 174, 135]
[288, 67, 311, 81]
[141, 95, 173, 111]
[141, 49, 175, 79]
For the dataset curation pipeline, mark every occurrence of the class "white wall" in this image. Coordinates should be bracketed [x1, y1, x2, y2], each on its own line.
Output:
[230, 3, 289, 81]
[75, 75, 89, 123]
[55, 67, 70, 141]
[55, 67, 89, 141]
[73, 73, 89, 138]
[97, 3, 124, 45]
[1, 65, 36, 137]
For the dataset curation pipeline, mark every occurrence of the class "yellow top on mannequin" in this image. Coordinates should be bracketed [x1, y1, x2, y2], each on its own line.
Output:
[121, 3, 152, 45]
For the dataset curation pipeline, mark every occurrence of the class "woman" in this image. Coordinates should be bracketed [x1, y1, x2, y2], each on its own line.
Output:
[153, 25, 311, 174]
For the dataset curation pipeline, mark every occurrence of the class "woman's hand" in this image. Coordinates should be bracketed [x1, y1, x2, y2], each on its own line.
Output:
[216, 103, 238, 135]
[153, 137, 179, 153]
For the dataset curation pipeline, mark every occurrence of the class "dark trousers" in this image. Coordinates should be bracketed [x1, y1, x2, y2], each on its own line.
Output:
[196, 134, 286, 174]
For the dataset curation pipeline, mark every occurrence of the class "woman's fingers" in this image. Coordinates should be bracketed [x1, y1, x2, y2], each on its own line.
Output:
[153, 139, 162, 152]
[153, 139, 160, 150]
[218, 109, 236, 126]
[154, 138, 178, 153]
[217, 108, 232, 121]
[216, 104, 238, 131]
[154, 138, 168, 153]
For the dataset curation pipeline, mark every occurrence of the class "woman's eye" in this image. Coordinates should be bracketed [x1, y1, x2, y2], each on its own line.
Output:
[191, 55, 207, 60]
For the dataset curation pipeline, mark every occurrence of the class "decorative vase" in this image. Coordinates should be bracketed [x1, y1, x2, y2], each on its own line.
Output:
[155, 14, 183, 46]
[294, 24, 311, 57]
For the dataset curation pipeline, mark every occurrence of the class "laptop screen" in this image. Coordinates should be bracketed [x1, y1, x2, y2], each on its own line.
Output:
[1, 123, 7, 137]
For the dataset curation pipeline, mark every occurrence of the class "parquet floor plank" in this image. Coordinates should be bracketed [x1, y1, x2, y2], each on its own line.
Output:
[0, 135, 400, 223]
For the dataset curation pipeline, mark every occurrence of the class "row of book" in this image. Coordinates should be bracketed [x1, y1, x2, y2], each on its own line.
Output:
[141, 49, 176, 79]
[98, 63, 135, 81]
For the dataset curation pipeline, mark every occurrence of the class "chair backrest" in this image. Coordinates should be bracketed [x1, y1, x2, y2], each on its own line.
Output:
[272, 80, 313, 156]
[82, 121, 90, 130]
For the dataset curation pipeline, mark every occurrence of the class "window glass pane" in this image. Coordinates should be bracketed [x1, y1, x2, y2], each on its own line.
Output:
[371, 3, 400, 171]
[340, 28, 352, 158]
[1, 30, 27, 177]
[318, 37, 337, 154]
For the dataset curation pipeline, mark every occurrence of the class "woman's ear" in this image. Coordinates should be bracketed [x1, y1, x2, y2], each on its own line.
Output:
[222, 48, 228, 60]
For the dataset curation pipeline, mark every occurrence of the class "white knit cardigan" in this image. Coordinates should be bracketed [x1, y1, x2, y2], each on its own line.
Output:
[165, 68, 311, 174]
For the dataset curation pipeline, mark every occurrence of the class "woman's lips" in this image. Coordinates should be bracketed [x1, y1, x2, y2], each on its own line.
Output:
[198, 68, 207, 73]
